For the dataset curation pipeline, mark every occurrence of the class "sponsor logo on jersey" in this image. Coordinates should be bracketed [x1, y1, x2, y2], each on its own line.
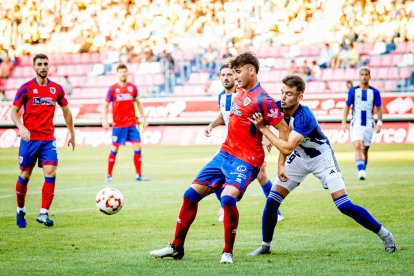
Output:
[268, 108, 280, 118]
[230, 103, 242, 116]
[33, 97, 56, 106]
[115, 93, 134, 101]
[50, 87, 56, 94]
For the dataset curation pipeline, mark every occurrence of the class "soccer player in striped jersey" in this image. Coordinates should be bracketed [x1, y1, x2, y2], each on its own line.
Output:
[205, 63, 284, 222]
[248, 75, 396, 256]
[11, 53, 75, 228]
[150, 52, 290, 264]
[102, 64, 149, 182]
[341, 66, 382, 180]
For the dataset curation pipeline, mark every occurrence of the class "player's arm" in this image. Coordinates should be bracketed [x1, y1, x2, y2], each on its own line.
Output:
[375, 106, 383, 133]
[135, 98, 148, 127]
[249, 113, 303, 156]
[62, 105, 75, 150]
[102, 102, 110, 129]
[10, 105, 30, 141]
[342, 88, 354, 131]
[205, 112, 225, 137]
[341, 104, 350, 131]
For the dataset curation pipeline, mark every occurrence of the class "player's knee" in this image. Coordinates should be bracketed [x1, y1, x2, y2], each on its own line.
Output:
[183, 187, 202, 203]
[257, 173, 267, 185]
[220, 195, 236, 207]
[19, 171, 31, 180]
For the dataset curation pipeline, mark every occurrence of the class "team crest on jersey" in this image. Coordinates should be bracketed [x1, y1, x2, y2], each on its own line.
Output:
[33, 89, 38, 94]
[50, 87, 56, 94]
[243, 98, 251, 106]
[127, 86, 133, 92]
[116, 88, 120, 93]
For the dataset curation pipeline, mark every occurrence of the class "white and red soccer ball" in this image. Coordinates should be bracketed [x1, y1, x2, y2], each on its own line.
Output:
[96, 187, 124, 215]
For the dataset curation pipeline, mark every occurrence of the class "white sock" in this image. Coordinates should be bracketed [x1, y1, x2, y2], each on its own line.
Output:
[377, 226, 390, 238]
[40, 208, 48, 214]
[262, 241, 271, 247]
[17, 207, 25, 213]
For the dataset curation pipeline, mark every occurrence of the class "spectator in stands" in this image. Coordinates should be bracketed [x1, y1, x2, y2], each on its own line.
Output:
[346, 80, 353, 90]
[0, 56, 14, 79]
[201, 45, 219, 78]
[345, 42, 360, 68]
[306, 60, 321, 82]
[331, 44, 348, 69]
[157, 49, 175, 95]
[62, 75, 73, 97]
[0, 90, 10, 101]
[318, 43, 333, 69]
[289, 59, 300, 74]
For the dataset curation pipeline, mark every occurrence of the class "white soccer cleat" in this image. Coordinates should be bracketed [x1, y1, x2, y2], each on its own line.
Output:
[358, 170, 366, 180]
[277, 214, 284, 222]
[382, 232, 397, 253]
[218, 207, 224, 222]
[247, 244, 271, 256]
[150, 244, 184, 259]
[105, 175, 112, 183]
[220, 252, 233, 264]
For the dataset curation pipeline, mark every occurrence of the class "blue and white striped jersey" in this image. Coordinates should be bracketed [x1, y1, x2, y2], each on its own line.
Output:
[277, 101, 331, 158]
[346, 86, 382, 127]
[218, 90, 237, 126]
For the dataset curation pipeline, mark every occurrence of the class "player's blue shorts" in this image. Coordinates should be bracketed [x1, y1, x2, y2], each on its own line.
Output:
[193, 150, 259, 196]
[112, 126, 141, 146]
[18, 140, 58, 171]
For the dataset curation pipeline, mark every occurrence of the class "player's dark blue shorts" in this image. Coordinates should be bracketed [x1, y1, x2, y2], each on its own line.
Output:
[193, 150, 259, 196]
[111, 126, 141, 146]
[18, 140, 58, 171]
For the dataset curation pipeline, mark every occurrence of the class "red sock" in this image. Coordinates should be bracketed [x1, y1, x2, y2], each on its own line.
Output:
[108, 150, 117, 176]
[222, 204, 239, 254]
[172, 196, 198, 249]
[134, 150, 142, 176]
[41, 177, 56, 209]
[16, 176, 29, 208]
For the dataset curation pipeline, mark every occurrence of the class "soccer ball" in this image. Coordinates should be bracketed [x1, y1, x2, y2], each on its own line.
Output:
[96, 187, 124, 215]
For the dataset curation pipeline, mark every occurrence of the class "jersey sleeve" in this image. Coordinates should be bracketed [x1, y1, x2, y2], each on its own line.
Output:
[261, 94, 283, 126]
[373, 88, 382, 107]
[57, 84, 68, 107]
[293, 109, 317, 137]
[13, 84, 29, 107]
[106, 87, 114, 102]
[345, 87, 355, 106]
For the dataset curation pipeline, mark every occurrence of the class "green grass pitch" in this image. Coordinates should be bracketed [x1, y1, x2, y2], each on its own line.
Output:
[0, 144, 413, 275]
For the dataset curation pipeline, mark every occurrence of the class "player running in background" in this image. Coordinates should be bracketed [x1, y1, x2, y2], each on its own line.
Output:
[205, 63, 284, 222]
[247, 75, 396, 256]
[11, 53, 75, 228]
[150, 52, 289, 264]
[102, 64, 148, 182]
[341, 66, 382, 180]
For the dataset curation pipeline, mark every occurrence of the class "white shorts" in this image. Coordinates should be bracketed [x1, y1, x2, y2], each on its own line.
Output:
[350, 124, 374, 147]
[275, 149, 345, 194]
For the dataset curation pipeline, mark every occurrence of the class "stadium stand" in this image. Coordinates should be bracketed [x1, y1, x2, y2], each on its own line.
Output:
[0, 0, 413, 99]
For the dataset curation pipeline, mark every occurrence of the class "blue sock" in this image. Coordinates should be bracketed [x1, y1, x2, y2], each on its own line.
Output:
[356, 160, 365, 171]
[334, 195, 381, 233]
[215, 187, 224, 202]
[364, 161, 368, 169]
[261, 180, 272, 197]
[262, 191, 284, 243]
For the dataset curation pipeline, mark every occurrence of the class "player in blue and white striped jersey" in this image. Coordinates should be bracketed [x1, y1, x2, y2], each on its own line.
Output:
[342, 66, 382, 180]
[247, 75, 396, 256]
[205, 64, 284, 222]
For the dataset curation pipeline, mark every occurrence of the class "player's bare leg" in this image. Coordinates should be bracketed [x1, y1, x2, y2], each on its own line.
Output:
[36, 165, 56, 227]
[150, 184, 212, 259]
[106, 145, 120, 182]
[16, 169, 33, 228]
[248, 184, 290, 256]
[353, 140, 366, 180]
[331, 188, 396, 253]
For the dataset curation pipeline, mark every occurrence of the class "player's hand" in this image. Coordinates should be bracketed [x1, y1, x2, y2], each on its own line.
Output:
[248, 112, 265, 129]
[143, 118, 149, 128]
[375, 124, 382, 133]
[102, 120, 110, 129]
[19, 127, 30, 141]
[68, 135, 75, 151]
[341, 123, 347, 132]
[278, 165, 289, 182]
[204, 124, 213, 137]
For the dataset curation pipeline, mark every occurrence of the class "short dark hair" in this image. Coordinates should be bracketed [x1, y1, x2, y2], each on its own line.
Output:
[359, 66, 370, 74]
[117, 64, 128, 71]
[219, 63, 230, 73]
[229, 51, 259, 74]
[33, 54, 49, 65]
[282, 75, 306, 93]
